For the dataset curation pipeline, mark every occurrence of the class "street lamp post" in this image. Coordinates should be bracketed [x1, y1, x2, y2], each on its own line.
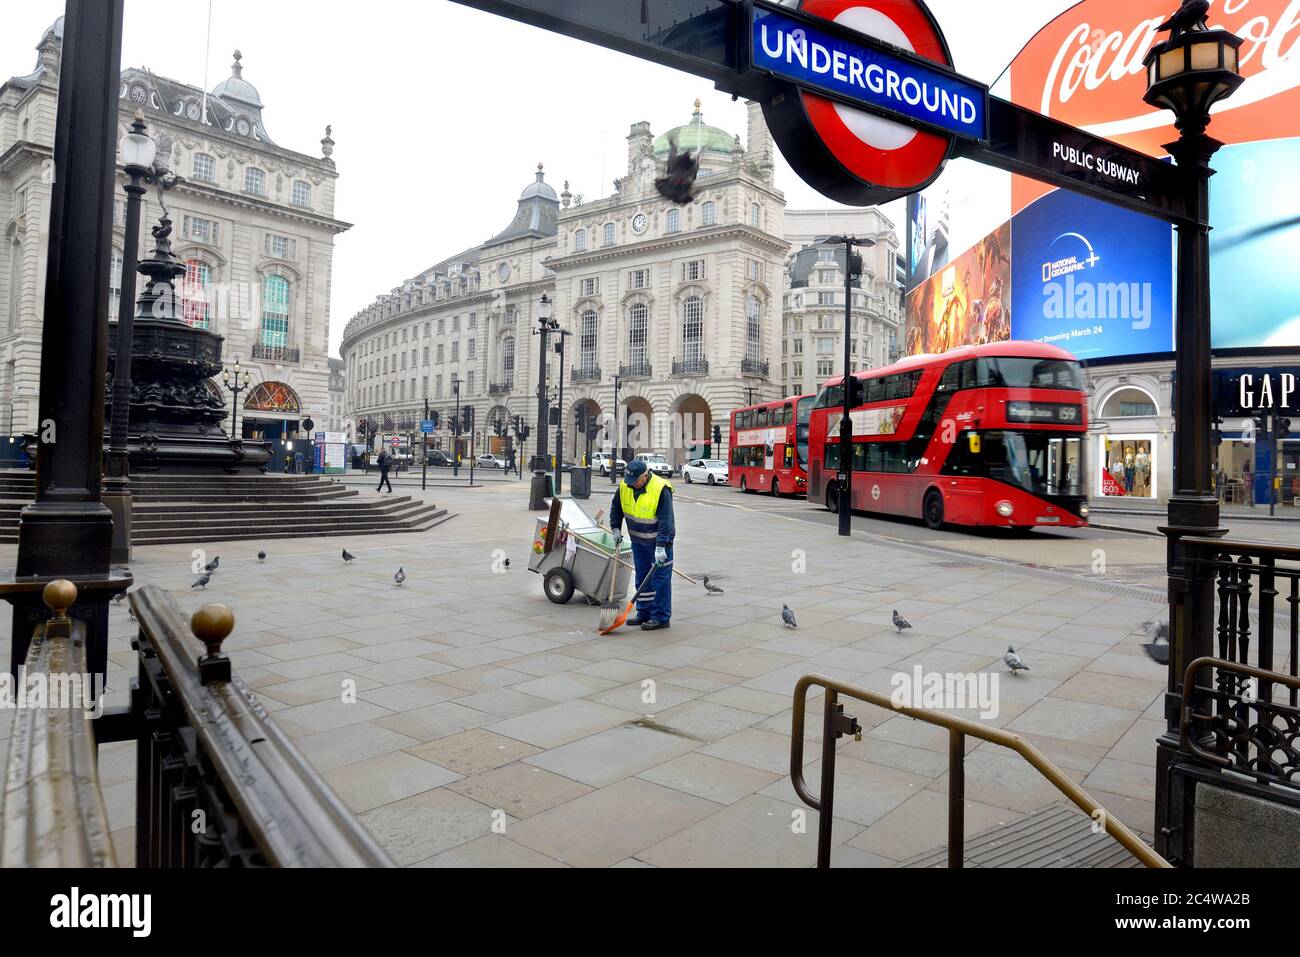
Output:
[102, 111, 157, 565]
[422, 396, 429, 492]
[533, 294, 552, 475]
[611, 372, 622, 486]
[452, 374, 461, 478]
[824, 235, 873, 537]
[553, 328, 570, 495]
[1142, 2, 1244, 858]
[223, 359, 251, 443]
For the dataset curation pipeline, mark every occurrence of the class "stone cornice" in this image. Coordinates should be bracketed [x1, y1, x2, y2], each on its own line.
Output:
[169, 178, 352, 235]
[547, 224, 788, 272]
[0, 141, 52, 178]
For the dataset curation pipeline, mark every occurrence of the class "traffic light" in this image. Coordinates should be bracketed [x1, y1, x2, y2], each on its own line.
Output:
[462, 406, 474, 434]
[575, 406, 587, 435]
[587, 413, 600, 441]
[713, 424, 722, 446]
[848, 252, 864, 279]
[548, 407, 559, 426]
[494, 418, 505, 437]
[845, 376, 864, 407]
[429, 410, 439, 430]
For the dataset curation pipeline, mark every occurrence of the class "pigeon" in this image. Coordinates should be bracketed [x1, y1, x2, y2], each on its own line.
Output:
[1158, 0, 1210, 38]
[257, 550, 267, 563]
[192, 574, 211, 590]
[782, 604, 797, 628]
[342, 549, 356, 563]
[655, 133, 701, 205]
[204, 556, 220, 573]
[702, 575, 724, 595]
[127, 605, 137, 621]
[1004, 646, 1030, 675]
[892, 610, 912, 633]
[1143, 620, 1170, 665]
[112, 591, 126, 605]
[503, 558, 511, 569]
[394, 567, 406, 587]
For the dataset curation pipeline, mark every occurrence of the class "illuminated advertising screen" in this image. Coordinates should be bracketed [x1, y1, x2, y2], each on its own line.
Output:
[1009, 188, 1174, 359]
[903, 221, 1011, 356]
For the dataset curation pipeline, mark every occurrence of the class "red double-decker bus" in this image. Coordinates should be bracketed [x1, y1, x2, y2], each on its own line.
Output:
[728, 394, 815, 495]
[806, 342, 1089, 529]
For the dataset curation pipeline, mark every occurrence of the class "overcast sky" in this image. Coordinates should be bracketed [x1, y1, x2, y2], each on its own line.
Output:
[1, 0, 1076, 357]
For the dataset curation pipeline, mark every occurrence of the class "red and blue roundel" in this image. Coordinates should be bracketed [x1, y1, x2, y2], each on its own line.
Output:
[763, 0, 956, 205]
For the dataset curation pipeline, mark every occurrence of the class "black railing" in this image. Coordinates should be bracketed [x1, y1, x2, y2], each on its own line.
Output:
[571, 365, 601, 384]
[671, 357, 708, 376]
[741, 357, 769, 377]
[489, 381, 513, 395]
[252, 343, 301, 363]
[619, 362, 652, 380]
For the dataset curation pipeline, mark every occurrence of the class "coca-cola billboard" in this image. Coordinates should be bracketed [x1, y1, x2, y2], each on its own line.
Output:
[1008, 0, 1300, 212]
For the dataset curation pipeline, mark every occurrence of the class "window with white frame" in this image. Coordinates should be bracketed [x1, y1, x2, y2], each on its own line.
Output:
[260, 274, 289, 347]
[580, 277, 599, 297]
[818, 360, 833, 377]
[574, 228, 586, 252]
[245, 167, 266, 195]
[701, 201, 715, 227]
[748, 259, 761, 281]
[818, 248, 835, 261]
[184, 215, 219, 245]
[818, 291, 835, 305]
[750, 203, 761, 227]
[192, 153, 216, 183]
[628, 303, 648, 367]
[682, 259, 704, 282]
[681, 295, 703, 364]
[603, 223, 615, 247]
[630, 268, 649, 289]
[181, 260, 212, 328]
[451, 341, 459, 361]
[265, 234, 296, 260]
[666, 208, 680, 233]
[291, 181, 311, 208]
[467, 371, 475, 393]
[580, 309, 598, 370]
[745, 296, 762, 364]
[793, 338, 803, 354]
[502, 336, 515, 382]
[468, 339, 476, 359]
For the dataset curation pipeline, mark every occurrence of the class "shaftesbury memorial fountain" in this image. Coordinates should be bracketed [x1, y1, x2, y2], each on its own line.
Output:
[106, 215, 271, 474]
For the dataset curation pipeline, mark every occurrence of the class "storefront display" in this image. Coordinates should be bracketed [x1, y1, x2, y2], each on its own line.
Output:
[1098, 435, 1155, 499]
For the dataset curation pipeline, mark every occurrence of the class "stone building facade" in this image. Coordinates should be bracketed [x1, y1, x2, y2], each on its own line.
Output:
[0, 19, 348, 449]
[341, 101, 788, 470]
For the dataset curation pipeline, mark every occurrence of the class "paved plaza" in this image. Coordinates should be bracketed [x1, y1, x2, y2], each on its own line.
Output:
[0, 479, 1174, 867]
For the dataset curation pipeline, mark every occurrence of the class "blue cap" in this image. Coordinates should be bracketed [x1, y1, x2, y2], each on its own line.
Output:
[624, 458, 647, 479]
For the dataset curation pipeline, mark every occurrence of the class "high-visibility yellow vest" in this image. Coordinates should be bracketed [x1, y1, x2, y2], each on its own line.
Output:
[620, 474, 671, 540]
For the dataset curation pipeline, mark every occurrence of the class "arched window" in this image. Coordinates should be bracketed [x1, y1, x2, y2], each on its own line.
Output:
[574, 228, 586, 253]
[260, 274, 289, 347]
[628, 303, 648, 368]
[580, 309, 598, 370]
[502, 336, 515, 385]
[182, 259, 212, 328]
[682, 295, 703, 364]
[107, 248, 123, 320]
[746, 295, 762, 364]
[701, 201, 716, 227]
[192, 153, 215, 183]
[666, 209, 680, 234]
[603, 223, 615, 247]
[1101, 387, 1158, 418]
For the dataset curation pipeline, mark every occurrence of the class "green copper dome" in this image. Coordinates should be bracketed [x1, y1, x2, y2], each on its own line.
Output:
[653, 100, 737, 157]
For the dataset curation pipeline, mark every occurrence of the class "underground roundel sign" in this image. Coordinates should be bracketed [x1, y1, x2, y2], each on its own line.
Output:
[760, 0, 957, 206]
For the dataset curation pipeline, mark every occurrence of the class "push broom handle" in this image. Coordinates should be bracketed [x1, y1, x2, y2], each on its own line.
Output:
[590, 521, 697, 585]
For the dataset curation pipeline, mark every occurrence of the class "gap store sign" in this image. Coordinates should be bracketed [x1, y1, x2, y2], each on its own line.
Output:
[752, 5, 987, 142]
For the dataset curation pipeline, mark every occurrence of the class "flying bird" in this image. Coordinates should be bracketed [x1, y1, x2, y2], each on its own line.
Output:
[204, 556, 220, 573]
[781, 604, 797, 628]
[702, 575, 724, 595]
[892, 610, 912, 633]
[1004, 646, 1030, 675]
[257, 550, 267, 563]
[655, 133, 701, 205]
[342, 549, 356, 563]
[1157, 0, 1210, 37]
[394, 567, 406, 587]
[192, 574, 211, 590]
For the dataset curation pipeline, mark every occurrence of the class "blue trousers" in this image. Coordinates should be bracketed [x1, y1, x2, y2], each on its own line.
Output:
[631, 539, 672, 623]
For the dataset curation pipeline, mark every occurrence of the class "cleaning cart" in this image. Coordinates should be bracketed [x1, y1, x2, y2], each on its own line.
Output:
[528, 497, 633, 605]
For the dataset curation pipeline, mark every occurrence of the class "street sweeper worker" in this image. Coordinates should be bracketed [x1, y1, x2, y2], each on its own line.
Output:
[609, 457, 674, 631]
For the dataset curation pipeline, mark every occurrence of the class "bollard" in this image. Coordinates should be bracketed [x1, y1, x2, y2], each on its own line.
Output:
[529, 470, 554, 511]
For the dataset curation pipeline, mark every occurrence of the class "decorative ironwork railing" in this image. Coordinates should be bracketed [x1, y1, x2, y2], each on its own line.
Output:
[251, 343, 301, 363]
[619, 362, 652, 380]
[741, 358, 769, 377]
[671, 357, 708, 376]
[571, 365, 601, 384]
[489, 381, 513, 395]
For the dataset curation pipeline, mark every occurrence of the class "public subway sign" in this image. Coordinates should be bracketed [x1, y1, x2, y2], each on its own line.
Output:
[752, 5, 987, 142]
[1214, 368, 1300, 416]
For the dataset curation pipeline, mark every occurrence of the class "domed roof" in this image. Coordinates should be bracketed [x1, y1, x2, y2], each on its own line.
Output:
[653, 100, 735, 157]
[520, 163, 557, 201]
[210, 50, 263, 109]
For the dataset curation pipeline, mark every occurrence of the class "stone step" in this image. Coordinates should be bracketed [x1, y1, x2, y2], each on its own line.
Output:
[130, 510, 455, 546]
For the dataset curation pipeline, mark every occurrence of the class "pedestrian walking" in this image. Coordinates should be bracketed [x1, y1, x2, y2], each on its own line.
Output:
[505, 446, 516, 477]
[1243, 463, 1254, 507]
[376, 449, 394, 493]
[608, 458, 674, 631]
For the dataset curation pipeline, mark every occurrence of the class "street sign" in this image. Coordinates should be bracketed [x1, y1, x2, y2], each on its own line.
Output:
[421, 420, 435, 434]
[390, 437, 401, 447]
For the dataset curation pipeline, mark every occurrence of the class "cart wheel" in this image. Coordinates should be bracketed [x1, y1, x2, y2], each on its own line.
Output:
[544, 568, 576, 604]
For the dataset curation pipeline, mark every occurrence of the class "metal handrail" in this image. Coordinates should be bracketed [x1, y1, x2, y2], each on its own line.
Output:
[790, 674, 1170, 869]
[1179, 656, 1300, 770]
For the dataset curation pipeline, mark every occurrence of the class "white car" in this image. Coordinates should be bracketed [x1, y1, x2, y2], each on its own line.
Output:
[683, 459, 729, 486]
[476, 453, 505, 469]
[635, 453, 674, 478]
[591, 452, 626, 476]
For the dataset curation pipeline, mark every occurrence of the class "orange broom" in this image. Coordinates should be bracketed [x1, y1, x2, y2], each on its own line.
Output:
[599, 560, 672, 636]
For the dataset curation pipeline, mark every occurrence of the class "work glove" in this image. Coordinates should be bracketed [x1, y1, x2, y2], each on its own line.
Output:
[613, 534, 623, 552]
[655, 546, 668, 566]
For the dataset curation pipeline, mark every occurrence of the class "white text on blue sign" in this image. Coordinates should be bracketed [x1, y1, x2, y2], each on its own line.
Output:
[753, 9, 985, 140]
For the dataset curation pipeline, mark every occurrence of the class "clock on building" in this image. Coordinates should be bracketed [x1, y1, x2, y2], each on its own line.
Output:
[631, 212, 648, 235]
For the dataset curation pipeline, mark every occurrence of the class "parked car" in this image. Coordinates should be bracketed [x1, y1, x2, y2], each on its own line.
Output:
[635, 453, 674, 478]
[426, 449, 453, 467]
[591, 452, 626, 477]
[683, 458, 729, 486]
[477, 453, 506, 470]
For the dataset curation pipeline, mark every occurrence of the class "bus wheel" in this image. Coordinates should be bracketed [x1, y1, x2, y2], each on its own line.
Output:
[825, 484, 839, 513]
[923, 490, 945, 531]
